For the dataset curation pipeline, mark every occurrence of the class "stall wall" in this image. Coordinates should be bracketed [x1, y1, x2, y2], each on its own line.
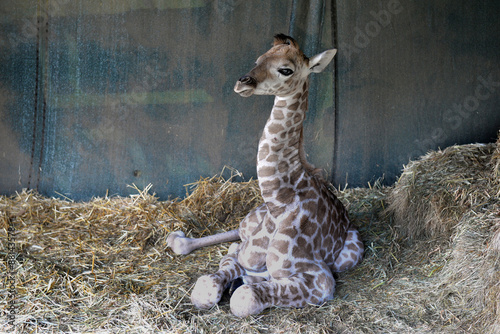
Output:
[0, 0, 498, 200]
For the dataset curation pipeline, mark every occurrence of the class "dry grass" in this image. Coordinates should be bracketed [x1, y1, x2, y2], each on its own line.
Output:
[492, 130, 500, 180]
[386, 143, 496, 240]
[1, 134, 499, 333]
[175, 167, 263, 235]
[385, 130, 500, 333]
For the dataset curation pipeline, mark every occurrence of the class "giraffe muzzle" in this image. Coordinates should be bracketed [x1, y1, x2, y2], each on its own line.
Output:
[239, 75, 257, 86]
[234, 75, 257, 97]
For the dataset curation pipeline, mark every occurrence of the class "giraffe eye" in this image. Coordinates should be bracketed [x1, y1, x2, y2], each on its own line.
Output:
[278, 68, 293, 76]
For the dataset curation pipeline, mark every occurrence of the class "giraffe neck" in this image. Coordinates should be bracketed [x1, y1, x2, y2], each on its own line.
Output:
[256, 80, 311, 213]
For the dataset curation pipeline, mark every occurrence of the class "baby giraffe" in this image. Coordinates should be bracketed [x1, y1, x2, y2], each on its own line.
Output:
[167, 34, 364, 317]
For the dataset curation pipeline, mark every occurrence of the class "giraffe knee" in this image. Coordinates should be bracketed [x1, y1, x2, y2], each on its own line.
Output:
[191, 275, 224, 309]
[227, 242, 240, 255]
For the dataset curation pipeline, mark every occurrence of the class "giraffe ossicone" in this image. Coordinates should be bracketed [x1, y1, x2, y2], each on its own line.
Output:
[167, 33, 364, 317]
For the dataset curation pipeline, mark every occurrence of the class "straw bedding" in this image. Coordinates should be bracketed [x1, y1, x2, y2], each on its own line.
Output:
[1, 133, 499, 333]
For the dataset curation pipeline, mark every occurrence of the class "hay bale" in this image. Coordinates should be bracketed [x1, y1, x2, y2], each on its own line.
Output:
[434, 208, 500, 333]
[492, 224, 500, 253]
[491, 130, 500, 254]
[386, 143, 496, 240]
[385, 132, 500, 333]
[491, 130, 500, 182]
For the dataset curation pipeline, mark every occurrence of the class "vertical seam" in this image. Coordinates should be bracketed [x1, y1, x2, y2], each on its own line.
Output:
[28, 3, 42, 191]
[331, 0, 340, 185]
[37, 2, 49, 190]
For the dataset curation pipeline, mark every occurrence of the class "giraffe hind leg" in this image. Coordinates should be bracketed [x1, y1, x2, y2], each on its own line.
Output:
[230, 264, 335, 317]
[333, 227, 364, 273]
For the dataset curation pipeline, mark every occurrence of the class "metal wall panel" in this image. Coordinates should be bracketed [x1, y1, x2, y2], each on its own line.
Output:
[334, 0, 500, 187]
[0, 0, 335, 199]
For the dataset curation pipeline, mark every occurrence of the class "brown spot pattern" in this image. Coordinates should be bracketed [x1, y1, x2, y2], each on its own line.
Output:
[258, 166, 275, 177]
[268, 122, 285, 135]
[276, 187, 295, 204]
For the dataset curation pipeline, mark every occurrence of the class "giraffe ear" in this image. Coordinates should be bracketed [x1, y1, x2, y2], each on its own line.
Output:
[309, 49, 337, 73]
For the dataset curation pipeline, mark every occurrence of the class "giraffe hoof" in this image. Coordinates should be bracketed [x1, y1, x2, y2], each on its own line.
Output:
[230, 285, 265, 317]
[191, 275, 223, 309]
[167, 231, 193, 255]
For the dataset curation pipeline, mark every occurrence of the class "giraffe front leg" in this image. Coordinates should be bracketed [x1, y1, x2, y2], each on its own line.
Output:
[191, 243, 245, 309]
[230, 265, 335, 317]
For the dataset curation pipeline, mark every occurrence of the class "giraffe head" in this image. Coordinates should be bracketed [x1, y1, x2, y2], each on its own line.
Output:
[234, 34, 337, 98]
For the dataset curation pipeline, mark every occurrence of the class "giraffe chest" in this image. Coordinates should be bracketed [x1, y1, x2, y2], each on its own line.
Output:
[237, 197, 349, 276]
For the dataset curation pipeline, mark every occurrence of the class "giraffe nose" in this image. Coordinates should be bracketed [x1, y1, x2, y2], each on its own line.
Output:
[238, 75, 257, 87]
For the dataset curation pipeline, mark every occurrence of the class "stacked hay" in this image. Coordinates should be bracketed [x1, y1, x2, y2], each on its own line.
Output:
[493, 130, 500, 181]
[386, 131, 500, 333]
[386, 143, 496, 240]
[489, 130, 500, 254]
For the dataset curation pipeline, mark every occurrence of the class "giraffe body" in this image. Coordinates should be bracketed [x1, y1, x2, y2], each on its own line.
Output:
[168, 34, 364, 317]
